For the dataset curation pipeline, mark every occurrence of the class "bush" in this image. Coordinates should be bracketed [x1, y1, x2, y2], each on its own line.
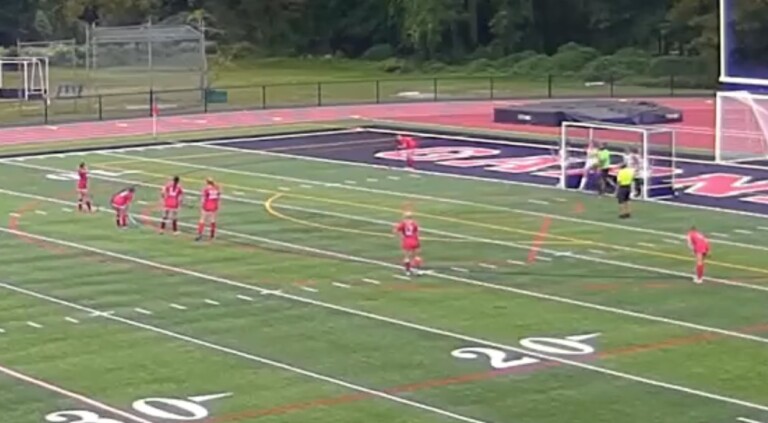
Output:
[512, 54, 553, 76]
[495, 50, 537, 68]
[647, 56, 707, 77]
[550, 43, 600, 73]
[421, 61, 448, 73]
[362, 44, 394, 61]
[468, 58, 496, 73]
[582, 54, 648, 81]
[613, 47, 651, 59]
[379, 58, 414, 73]
[469, 46, 502, 61]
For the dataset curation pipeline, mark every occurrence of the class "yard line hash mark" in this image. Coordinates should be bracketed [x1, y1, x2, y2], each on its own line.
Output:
[65, 317, 80, 324]
[362, 278, 381, 285]
[170, 303, 187, 310]
[26, 321, 42, 328]
[236, 295, 254, 301]
[204, 299, 221, 305]
[734, 229, 753, 235]
[301, 286, 319, 293]
[134, 308, 153, 315]
[332, 282, 351, 289]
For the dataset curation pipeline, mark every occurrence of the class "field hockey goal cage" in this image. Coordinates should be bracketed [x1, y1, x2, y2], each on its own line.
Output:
[0, 57, 49, 101]
[559, 121, 677, 200]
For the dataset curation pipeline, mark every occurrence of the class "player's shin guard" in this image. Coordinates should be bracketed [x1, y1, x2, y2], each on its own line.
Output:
[172, 219, 178, 233]
[86, 201, 92, 212]
[197, 221, 205, 235]
[120, 214, 128, 227]
[403, 259, 412, 273]
[210, 222, 216, 239]
[78, 200, 83, 212]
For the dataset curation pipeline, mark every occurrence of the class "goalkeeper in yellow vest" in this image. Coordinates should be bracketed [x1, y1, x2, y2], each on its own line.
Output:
[616, 163, 635, 219]
[597, 143, 615, 195]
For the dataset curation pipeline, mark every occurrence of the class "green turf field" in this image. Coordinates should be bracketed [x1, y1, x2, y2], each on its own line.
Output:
[1, 129, 768, 423]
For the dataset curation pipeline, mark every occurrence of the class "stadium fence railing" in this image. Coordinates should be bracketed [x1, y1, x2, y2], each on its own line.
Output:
[0, 74, 714, 127]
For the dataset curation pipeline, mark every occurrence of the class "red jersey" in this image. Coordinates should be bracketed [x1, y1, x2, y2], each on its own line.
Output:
[202, 185, 221, 212]
[396, 219, 420, 240]
[111, 189, 134, 207]
[687, 230, 710, 254]
[77, 168, 88, 190]
[398, 135, 418, 150]
[163, 183, 184, 209]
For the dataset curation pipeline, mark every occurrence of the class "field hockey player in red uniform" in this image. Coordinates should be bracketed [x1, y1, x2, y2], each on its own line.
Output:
[76, 162, 93, 213]
[397, 134, 418, 170]
[111, 187, 135, 228]
[160, 176, 184, 235]
[687, 226, 710, 284]
[196, 178, 221, 241]
[394, 211, 422, 276]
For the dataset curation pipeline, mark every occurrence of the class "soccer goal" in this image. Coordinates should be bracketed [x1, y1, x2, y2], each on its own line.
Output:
[0, 57, 49, 101]
[559, 121, 678, 200]
[714, 90, 768, 163]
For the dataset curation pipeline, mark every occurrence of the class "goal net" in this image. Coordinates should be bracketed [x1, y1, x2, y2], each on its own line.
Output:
[559, 122, 677, 200]
[714, 90, 768, 163]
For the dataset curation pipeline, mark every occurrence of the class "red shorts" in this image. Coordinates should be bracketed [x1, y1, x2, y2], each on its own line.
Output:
[202, 203, 219, 213]
[401, 238, 420, 251]
[695, 249, 709, 258]
[164, 201, 180, 211]
[77, 185, 88, 192]
[112, 203, 127, 211]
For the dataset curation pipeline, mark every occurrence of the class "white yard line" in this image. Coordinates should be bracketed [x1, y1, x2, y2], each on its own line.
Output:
[332, 282, 351, 289]
[0, 362, 153, 423]
[0, 243, 766, 414]
[0, 281, 486, 423]
[738, 418, 766, 423]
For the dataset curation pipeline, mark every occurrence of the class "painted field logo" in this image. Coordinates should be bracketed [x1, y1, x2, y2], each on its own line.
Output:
[45, 392, 231, 422]
[451, 333, 599, 370]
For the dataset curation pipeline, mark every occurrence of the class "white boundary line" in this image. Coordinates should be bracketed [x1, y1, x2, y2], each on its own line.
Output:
[0, 362, 152, 423]
[0, 280, 487, 423]
[9, 137, 768, 253]
[1, 228, 768, 413]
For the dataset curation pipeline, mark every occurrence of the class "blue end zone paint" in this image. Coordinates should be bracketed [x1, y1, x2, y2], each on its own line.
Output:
[214, 130, 768, 218]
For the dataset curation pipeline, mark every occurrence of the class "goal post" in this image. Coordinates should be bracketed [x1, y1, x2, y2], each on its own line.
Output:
[559, 121, 677, 200]
[714, 90, 768, 163]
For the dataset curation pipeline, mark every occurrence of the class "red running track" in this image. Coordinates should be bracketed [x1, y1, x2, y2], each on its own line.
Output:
[0, 97, 716, 153]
